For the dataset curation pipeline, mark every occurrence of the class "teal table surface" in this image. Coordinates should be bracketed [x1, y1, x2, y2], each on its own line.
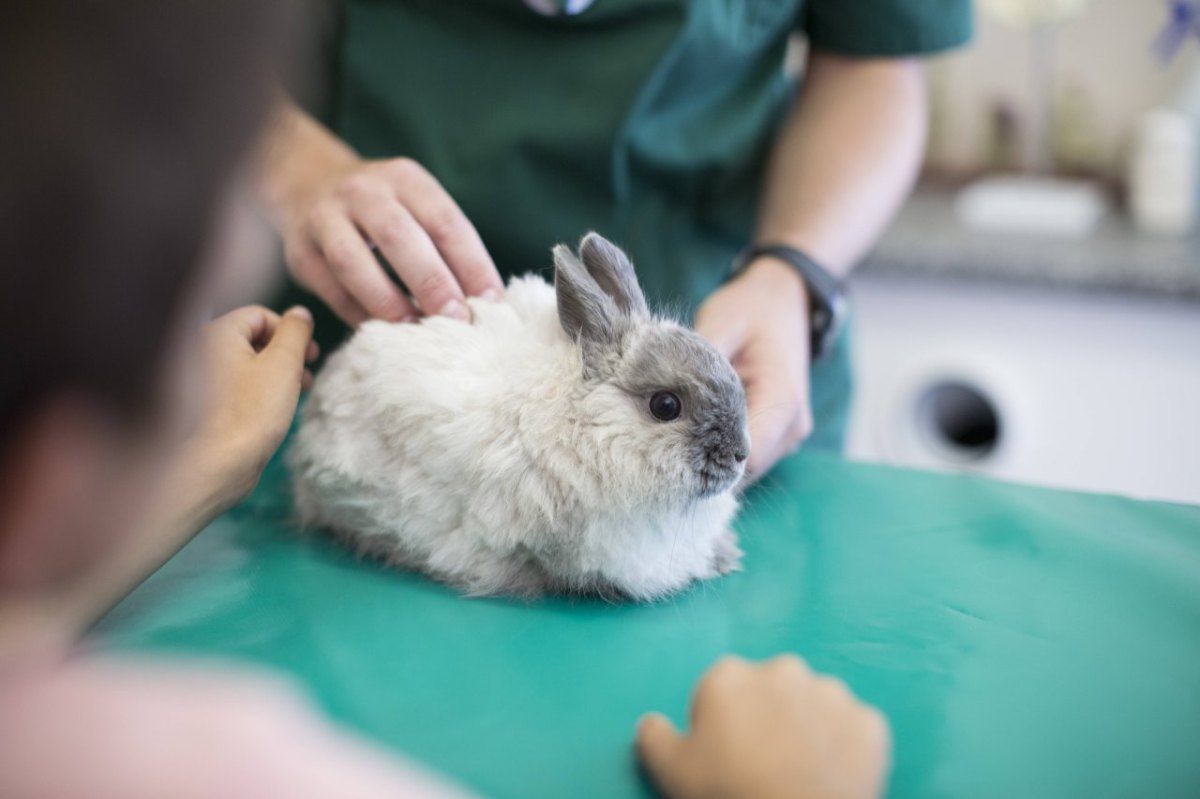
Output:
[97, 449, 1200, 799]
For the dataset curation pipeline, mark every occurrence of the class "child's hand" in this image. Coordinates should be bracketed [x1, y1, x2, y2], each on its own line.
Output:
[191, 305, 317, 507]
[34, 306, 318, 636]
[636, 655, 891, 799]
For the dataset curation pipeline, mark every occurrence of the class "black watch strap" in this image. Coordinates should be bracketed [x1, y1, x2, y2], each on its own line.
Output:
[729, 244, 847, 361]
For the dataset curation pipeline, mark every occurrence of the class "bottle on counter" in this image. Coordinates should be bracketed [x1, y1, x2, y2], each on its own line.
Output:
[1128, 108, 1198, 236]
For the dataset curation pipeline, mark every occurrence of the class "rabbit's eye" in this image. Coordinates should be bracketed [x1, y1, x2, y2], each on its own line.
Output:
[649, 391, 682, 421]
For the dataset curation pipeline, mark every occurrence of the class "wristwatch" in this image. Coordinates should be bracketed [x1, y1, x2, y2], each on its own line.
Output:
[729, 244, 848, 362]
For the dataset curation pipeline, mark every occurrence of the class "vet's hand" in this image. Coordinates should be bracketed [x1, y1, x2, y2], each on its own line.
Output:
[191, 305, 317, 505]
[695, 259, 812, 481]
[636, 655, 891, 799]
[264, 105, 504, 326]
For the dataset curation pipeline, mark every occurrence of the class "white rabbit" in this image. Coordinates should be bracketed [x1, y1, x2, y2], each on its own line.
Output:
[290, 233, 749, 600]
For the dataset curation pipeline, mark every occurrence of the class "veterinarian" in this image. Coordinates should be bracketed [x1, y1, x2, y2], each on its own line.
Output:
[260, 0, 972, 478]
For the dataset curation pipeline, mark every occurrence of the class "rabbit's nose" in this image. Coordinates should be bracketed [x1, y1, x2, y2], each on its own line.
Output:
[733, 447, 748, 463]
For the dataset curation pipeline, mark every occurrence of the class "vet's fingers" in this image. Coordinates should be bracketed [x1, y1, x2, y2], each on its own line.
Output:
[306, 339, 320, 363]
[260, 306, 315, 383]
[287, 240, 372, 327]
[744, 380, 797, 479]
[789, 398, 815, 444]
[635, 713, 691, 798]
[313, 208, 415, 323]
[778, 365, 815, 451]
[386, 159, 503, 299]
[693, 310, 745, 361]
[351, 193, 471, 322]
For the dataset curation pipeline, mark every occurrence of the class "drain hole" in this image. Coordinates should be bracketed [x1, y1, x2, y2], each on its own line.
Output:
[917, 381, 1001, 462]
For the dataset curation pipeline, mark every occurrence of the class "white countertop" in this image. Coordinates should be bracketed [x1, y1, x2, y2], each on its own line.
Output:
[859, 189, 1200, 298]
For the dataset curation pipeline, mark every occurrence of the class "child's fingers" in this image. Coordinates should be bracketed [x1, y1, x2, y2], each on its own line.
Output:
[635, 713, 689, 795]
[213, 305, 282, 349]
[260, 306, 315, 379]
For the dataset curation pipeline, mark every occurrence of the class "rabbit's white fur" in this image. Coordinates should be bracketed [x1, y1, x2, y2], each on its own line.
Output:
[292, 250, 745, 600]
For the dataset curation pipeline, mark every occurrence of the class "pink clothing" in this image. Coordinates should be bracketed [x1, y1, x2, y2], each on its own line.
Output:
[0, 654, 473, 799]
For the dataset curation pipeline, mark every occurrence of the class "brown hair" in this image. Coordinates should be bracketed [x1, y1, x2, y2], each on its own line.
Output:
[0, 0, 292, 448]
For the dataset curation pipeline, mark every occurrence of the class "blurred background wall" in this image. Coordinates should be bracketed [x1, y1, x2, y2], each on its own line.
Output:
[926, 0, 1197, 179]
[844, 0, 1200, 505]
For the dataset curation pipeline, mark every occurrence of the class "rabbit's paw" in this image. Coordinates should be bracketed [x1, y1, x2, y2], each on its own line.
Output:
[711, 530, 743, 575]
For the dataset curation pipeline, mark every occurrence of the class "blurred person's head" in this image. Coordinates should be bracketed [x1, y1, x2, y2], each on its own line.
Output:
[0, 0, 290, 595]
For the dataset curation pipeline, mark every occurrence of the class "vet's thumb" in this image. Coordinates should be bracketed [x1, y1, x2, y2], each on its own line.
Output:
[635, 713, 689, 794]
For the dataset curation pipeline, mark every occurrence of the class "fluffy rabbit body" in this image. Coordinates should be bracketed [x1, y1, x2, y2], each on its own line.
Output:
[290, 234, 749, 600]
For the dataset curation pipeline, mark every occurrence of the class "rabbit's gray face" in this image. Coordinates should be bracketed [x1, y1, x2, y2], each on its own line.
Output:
[616, 325, 748, 498]
[554, 232, 748, 503]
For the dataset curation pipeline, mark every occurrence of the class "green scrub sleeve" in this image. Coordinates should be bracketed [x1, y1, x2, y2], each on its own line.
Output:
[800, 0, 974, 57]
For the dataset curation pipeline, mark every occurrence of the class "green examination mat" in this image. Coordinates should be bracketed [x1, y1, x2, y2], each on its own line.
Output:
[98, 450, 1200, 798]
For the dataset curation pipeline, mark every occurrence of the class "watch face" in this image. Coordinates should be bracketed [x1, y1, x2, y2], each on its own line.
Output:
[523, 0, 596, 15]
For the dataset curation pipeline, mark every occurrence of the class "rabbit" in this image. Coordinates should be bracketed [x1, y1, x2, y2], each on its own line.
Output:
[289, 232, 749, 601]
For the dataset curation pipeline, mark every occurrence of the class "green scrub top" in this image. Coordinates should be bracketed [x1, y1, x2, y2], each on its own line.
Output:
[282, 0, 972, 452]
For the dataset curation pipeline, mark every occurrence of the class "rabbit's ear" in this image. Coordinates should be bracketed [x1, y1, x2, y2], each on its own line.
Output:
[554, 244, 621, 349]
[578, 233, 648, 318]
